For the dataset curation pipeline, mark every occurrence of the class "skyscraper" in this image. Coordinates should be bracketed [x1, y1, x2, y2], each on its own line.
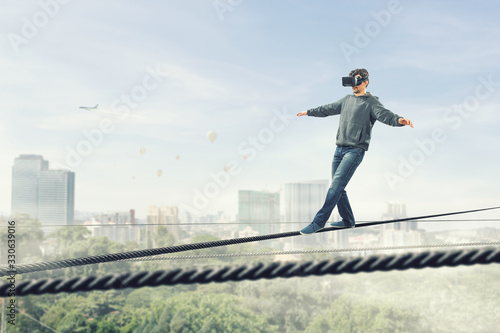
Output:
[238, 190, 280, 235]
[283, 180, 331, 249]
[37, 169, 75, 228]
[380, 202, 420, 246]
[146, 205, 179, 246]
[11, 155, 75, 231]
[381, 201, 408, 231]
[11, 154, 48, 219]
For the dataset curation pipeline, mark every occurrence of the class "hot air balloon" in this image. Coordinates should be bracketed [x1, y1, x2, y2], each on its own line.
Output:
[207, 130, 217, 143]
[156, 169, 163, 177]
[139, 147, 146, 155]
[175, 155, 180, 160]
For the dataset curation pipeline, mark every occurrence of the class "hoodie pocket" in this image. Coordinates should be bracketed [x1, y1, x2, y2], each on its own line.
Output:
[350, 123, 364, 142]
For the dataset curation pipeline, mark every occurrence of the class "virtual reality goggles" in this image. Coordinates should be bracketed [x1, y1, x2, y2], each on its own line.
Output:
[342, 76, 369, 87]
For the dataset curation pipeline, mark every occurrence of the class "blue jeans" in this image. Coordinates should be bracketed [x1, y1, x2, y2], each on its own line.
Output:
[312, 146, 365, 228]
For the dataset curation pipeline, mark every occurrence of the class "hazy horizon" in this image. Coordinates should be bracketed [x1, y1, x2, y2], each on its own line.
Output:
[2, 1, 499, 233]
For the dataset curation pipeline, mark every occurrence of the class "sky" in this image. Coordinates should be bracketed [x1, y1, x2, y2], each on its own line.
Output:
[1, 0, 499, 231]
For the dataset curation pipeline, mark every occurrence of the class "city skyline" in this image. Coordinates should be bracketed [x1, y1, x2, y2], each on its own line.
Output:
[5, 153, 498, 235]
[1, 1, 499, 233]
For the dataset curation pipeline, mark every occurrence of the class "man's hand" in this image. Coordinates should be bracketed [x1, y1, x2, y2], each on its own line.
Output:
[399, 118, 414, 128]
[297, 111, 308, 116]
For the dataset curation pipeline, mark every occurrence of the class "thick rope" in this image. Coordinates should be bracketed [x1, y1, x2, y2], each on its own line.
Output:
[119, 241, 500, 261]
[1, 206, 498, 277]
[1, 246, 499, 297]
[3, 241, 499, 270]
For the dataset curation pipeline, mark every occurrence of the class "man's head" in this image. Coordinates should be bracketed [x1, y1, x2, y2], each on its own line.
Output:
[349, 68, 369, 95]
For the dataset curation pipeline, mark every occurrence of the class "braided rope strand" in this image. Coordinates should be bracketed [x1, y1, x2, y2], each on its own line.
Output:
[2, 247, 499, 297]
[118, 241, 500, 262]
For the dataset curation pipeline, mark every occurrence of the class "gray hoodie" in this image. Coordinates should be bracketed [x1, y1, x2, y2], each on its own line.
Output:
[307, 92, 404, 151]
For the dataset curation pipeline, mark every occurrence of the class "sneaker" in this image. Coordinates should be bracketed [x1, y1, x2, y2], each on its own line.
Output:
[330, 221, 355, 228]
[300, 222, 324, 235]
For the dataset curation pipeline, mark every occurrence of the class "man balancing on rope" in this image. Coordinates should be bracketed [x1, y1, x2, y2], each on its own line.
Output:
[298, 68, 414, 235]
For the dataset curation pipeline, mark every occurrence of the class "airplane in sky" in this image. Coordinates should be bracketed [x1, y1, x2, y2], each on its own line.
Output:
[79, 104, 98, 111]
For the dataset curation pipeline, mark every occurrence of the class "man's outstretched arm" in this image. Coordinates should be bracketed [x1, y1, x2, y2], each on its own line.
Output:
[372, 101, 414, 128]
[298, 98, 345, 118]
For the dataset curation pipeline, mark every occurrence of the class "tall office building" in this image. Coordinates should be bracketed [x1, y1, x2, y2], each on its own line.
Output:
[146, 205, 179, 246]
[381, 202, 408, 231]
[38, 169, 75, 228]
[11, 155, 75, 231]
[283, 180, 333, 249]
[238, 190, 280, 236]
[380, 202, 420, 246]
[11, 155, 48, 218]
